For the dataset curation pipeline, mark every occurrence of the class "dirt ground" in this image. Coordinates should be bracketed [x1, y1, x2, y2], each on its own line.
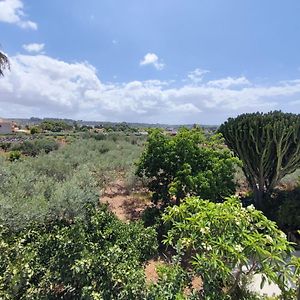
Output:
[101, 179, 167, 284]
[101, 179, 151, 222]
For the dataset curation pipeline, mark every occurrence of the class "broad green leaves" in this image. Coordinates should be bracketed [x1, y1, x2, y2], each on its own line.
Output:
[163, 196, 300, 299]
[137, 128, 239, 205]
[0, 206, 157, 299]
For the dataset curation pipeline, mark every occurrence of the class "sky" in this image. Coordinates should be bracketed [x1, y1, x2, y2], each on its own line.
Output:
[0, 0, 300, 124]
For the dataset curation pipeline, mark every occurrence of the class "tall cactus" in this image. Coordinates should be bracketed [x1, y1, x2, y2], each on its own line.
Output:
[219, 111, 300, 208]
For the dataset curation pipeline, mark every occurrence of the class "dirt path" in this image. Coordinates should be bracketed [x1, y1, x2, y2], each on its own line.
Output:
[101, 179, 151, 222]
[101, 179, 166, 283]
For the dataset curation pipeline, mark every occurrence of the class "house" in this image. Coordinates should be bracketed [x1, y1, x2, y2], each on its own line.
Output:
[0, 119, 14, 134]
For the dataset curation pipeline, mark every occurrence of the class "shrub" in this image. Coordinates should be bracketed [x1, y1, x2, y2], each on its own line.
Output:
[136, 128, 239, 205]
[163, 196, 300, 299]
[11, 138, 59, 156]
[8, 150, 21, 162]
[0, 205, 157, 299]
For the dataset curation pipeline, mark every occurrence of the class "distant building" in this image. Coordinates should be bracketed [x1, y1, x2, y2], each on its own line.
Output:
[0, 119, 15, 134]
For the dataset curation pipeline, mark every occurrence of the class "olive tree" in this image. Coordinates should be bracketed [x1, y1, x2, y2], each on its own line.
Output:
[219, 111, 300, 208]
[136, 128, 239, 206]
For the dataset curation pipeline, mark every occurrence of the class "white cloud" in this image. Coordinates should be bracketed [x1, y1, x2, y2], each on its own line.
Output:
[22, 43, 45, 53]
[207, 76, 251, 89]
[140, 53, 165, 70]
[0, 54, 300, 124]
[187, 68, 209, 84]
[0, 0, 37, 30]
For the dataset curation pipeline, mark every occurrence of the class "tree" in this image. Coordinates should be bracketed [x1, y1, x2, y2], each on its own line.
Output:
[163, 196, 300, 299]
[136, 128, 239, 206]
[0, 50, 9, 76]
[219, 111, 300, 209]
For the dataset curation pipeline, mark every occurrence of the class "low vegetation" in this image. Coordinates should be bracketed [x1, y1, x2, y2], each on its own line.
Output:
[0, 112, 299, 299]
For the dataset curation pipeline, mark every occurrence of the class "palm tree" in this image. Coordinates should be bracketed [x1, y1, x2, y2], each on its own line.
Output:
[0, 50, 10, 76]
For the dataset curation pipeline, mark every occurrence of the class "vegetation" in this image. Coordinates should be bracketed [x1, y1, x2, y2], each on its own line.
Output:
[0, 205, 157, 299]
[39, 120, 73, 132]
[0, 115, 299, 299]
[0, 136, 143, 231]
[219, 111, 300, 209]
[137, 128, 239, 205]
[10, 138, 59, 156]
[163, 196, 300, 299]
[0, 50, 9, 76]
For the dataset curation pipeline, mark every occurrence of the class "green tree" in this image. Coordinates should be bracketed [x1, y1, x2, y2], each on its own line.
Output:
[219, 111, 300, 209]
[0, 50, 9, 76]
[136, 128, 239, 206]
[40, 120, 73, 132]
[163, 196, 300, 299]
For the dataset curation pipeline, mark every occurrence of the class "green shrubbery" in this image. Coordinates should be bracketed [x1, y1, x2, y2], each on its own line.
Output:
[162, 196, 300, 299]
[137, 128, 239, 206]
[11, 138, 59, 156]
[0, 205, 157, 299]
[0, 137, 143, 231]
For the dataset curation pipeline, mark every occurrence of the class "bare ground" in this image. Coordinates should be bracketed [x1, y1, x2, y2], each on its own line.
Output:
[101, 179, 151, 222]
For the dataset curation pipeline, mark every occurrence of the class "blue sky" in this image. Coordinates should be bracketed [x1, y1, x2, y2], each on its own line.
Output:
[0, 0, 300, 124]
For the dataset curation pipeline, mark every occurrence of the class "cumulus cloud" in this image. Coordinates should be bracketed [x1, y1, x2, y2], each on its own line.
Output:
[22, 43, 45, 53]
[0, 54, 300, 124]
[0, 0, 37, 30]
[207, 76, 251, 89]
[140, 53, 165, 70]
[187, 68, 210, 84]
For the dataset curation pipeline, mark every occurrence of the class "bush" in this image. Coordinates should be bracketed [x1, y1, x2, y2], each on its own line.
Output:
[0, 142, 11, 151]
[8, 150, 21, 162]
[11, 138, 59, 156]
[0, 137, 143, 231]
[0, 205, 158, 299]
[136, 128, 239, 205]
[163, 196, 300, 299]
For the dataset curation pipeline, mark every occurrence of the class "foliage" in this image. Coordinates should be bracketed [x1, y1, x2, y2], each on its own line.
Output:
[0, 205, 157, 299]
[136, 128, 239, 205]
[266, 187, 300, 236]
[40, 120, 73, 132]
[163, 196, 300, 299]
[0, 137, 143, 231]
[30, 126, 40, 134]
[8, 150, 21, 162]
[11, 138, 59, 156]
[219, 111, 300, 208]
[0, 142, 11, 151]
[0, 50, 9, 76]
[146, 264, 192, 300]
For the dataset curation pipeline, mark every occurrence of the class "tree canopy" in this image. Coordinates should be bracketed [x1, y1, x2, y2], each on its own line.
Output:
[136, 128, 239, 205]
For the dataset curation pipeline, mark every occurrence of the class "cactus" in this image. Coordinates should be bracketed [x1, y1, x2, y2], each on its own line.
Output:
[219, 111, 300, 208]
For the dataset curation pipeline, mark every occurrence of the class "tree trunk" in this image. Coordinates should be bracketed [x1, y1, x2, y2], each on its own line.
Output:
[253, 185, 264, 210]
